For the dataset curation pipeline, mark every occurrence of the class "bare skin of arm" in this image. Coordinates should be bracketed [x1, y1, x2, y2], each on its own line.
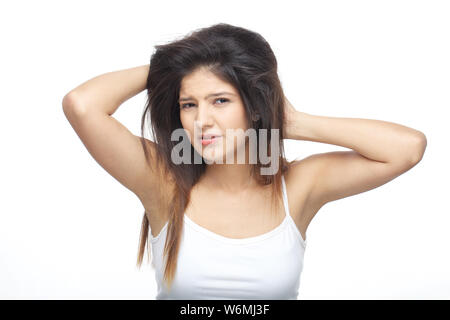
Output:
[282, 96, 427, 231]
[62, 64, 159, 204]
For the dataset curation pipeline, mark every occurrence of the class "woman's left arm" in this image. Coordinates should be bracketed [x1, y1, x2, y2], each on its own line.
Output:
[283, 96, 427, 165]
[283, 96, 427, 212]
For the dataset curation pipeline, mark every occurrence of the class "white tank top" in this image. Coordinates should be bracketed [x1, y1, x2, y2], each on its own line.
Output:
[148, 174, 307, 299]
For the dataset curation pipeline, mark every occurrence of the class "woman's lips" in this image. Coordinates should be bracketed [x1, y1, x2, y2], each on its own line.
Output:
[200, 136, 222, 146]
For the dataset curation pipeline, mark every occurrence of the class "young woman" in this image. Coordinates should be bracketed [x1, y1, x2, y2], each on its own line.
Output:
[62, 23, 427, 300]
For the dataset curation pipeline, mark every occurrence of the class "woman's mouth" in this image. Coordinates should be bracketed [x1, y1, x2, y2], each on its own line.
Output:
[200, 136, 222, 146]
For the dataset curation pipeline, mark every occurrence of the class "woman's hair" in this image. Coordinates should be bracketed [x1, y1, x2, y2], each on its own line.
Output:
[136, 23, 291, 290]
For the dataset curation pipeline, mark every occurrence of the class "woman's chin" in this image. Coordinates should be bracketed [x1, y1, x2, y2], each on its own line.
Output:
[201, 150, 225, 164]
[193, 142, 223, 164]
[197, 144, 247, 165]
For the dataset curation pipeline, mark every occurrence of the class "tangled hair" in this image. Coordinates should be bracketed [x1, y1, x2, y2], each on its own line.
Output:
[136, 23, 291, 291]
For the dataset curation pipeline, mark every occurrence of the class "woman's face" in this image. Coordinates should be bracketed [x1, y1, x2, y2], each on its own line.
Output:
[179, 67, 249, 163]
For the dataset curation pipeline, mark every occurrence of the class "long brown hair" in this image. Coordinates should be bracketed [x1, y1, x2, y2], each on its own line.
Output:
[136, 23, 291, 291]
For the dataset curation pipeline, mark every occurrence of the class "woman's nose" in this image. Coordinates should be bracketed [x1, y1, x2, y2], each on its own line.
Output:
[195, 103, 214, 126]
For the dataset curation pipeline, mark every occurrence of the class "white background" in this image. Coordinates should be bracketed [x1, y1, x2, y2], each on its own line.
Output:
[0, 0, 448, 299]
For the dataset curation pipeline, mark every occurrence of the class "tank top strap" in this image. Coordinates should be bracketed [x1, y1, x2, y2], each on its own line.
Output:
[281, 174, 292, 219]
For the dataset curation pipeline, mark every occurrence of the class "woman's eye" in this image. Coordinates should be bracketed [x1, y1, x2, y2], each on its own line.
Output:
[215, 98, 229, 104]
[180, 103, 194, 109]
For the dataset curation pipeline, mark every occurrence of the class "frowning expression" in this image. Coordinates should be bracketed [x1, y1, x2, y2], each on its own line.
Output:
[179, 67, 250, 163]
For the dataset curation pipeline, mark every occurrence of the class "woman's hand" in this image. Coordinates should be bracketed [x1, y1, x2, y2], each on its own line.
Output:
[283, 96, 300, 139]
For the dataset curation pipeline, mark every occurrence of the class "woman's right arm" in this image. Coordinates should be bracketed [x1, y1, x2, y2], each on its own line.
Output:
[62, 64, 158, 203]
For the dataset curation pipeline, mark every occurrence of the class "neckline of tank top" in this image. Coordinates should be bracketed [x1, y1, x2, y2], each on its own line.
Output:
[149, 175, 307, 246]
[150, 213, 307, 246]
[183, 212, 289, 245]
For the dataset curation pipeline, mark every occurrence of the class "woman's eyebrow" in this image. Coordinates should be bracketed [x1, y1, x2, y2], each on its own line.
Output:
[179, 92, 235, 102]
